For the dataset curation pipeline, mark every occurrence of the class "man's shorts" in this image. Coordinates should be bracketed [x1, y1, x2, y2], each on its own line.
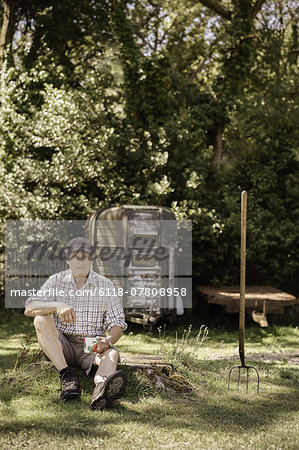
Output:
[43, 331, 121, 378]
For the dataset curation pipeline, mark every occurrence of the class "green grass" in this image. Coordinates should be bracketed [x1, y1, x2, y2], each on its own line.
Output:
[0, 310, 298, 449]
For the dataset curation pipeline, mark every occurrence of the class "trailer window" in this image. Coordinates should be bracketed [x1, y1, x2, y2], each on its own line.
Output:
[132, 255, 156, 267]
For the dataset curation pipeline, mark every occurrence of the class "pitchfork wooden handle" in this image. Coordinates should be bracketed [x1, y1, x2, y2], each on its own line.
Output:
[228, 191, 260, 394]
[239, 190, 247, 366]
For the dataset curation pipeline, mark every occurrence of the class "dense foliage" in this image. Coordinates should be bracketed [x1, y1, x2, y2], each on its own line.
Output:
[0, 0, 298, 294]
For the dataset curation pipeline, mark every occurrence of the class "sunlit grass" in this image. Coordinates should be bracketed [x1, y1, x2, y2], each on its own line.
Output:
[0, 310, 298, 449]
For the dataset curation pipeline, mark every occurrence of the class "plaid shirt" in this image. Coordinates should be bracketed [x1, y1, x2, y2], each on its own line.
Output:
[25, 269, 127, 337]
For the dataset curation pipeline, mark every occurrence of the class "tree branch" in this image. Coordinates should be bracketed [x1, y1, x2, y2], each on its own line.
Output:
[251, 0, 267, 19]
[189, 31, 227, 81]
[0, 0, 17, 69]
[199, 0, 232, 20]
[147, 0, 159, 7]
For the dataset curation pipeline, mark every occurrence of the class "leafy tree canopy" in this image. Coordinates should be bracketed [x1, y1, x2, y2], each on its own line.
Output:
[0, 0, 298, 293]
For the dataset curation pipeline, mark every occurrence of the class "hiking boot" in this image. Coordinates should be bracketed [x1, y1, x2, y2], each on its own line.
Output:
[90, 381, 107, 410]
[90, 370, 128, 410]
[59, 367, 81, 400]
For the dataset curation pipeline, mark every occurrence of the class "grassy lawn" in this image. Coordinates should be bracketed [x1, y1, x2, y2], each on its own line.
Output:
[0, 310, 298, 449]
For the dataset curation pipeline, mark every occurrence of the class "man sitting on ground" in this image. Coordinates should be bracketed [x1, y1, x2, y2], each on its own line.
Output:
[24, 237, 127, 410]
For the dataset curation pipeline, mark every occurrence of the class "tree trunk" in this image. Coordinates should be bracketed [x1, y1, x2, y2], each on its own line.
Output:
[210, 124, 223, 169]
[0, 0, 17, 70]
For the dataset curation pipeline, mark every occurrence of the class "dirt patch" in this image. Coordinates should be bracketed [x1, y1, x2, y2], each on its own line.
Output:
[206, 351, 299, 365]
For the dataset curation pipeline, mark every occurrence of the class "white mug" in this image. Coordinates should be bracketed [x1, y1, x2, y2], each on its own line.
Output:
[84, 337, 98, 353]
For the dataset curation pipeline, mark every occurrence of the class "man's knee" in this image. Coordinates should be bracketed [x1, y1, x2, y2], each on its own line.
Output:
[33, 315, 55, 333]
[107, 348, 119, 363]
[96, 348, 119, 364]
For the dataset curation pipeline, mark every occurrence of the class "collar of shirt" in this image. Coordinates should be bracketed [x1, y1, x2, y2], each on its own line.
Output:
[59, 269, 97, 288]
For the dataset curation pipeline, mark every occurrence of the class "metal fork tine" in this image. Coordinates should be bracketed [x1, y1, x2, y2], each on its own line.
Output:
[228, 365, 259, 393]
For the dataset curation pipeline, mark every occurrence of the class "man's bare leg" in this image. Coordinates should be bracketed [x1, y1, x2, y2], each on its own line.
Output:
[34, 315, 68, 371]
[93, 349, 119, 385]
[90, 349, 127, 409]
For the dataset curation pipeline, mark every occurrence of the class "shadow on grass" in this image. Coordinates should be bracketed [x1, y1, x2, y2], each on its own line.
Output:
[0, 310, 33, 334]
[0, 400, 113, 439]
[0, 309, 298, 440]
[0, 358, 298, 438]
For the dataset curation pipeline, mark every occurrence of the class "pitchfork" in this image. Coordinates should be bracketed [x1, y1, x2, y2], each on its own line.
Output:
[228, 191, 260, 393]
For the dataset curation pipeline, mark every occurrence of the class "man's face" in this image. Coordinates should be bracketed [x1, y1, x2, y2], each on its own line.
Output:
[66, 251, 92, 277]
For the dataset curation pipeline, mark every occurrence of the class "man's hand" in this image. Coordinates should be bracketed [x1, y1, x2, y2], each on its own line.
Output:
[93, 337, 110, 354]
[56, 304, 76, 324]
